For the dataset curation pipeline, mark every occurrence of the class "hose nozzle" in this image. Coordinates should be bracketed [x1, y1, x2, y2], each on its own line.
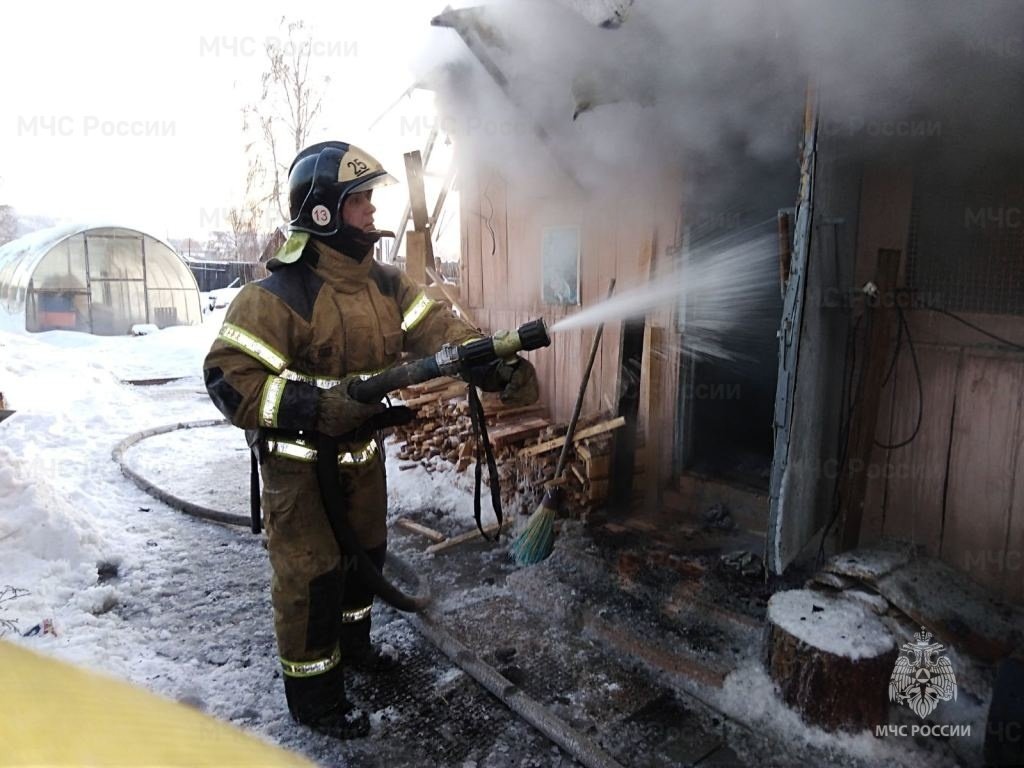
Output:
[460, 318, 551, 368]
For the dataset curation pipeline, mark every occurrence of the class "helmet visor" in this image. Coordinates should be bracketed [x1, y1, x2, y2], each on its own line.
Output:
[348, 171, 399, 195]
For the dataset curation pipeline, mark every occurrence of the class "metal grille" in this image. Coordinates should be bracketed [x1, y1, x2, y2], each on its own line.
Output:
[906, 169, 1024, 316]
[441, 595, 736, 766]
[345, 613, 565, 766]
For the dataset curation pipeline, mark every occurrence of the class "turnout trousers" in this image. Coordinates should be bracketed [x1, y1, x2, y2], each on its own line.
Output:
[259, 448, 387, 717]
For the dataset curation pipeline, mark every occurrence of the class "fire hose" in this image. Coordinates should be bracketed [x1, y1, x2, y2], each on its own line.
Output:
[316, 319, 551, 612]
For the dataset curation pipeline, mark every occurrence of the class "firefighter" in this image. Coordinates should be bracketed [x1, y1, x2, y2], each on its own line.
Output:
[203, 141, 537, 739]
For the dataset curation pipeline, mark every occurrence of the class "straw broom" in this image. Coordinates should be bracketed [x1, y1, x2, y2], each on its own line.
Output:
[510, 279, 616, 566]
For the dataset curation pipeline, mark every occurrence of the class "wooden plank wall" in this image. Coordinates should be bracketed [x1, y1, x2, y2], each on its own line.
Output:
[860, 312, 1024, 605]
[944, 354, 1024, 595]
[850, 166, 1024, 603]
[457, 167, 682, 500]
[854, 165, 914, 543]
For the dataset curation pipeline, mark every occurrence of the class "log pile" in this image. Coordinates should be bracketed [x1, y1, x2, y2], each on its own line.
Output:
[391, 378, 629, 517]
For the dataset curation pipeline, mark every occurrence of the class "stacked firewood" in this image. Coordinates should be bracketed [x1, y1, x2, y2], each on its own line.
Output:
[391, 378, 624, 518]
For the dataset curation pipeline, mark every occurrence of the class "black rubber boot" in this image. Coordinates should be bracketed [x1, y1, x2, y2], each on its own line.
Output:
[283, 664, 369, 740]
[340, 542, 399, 673]
[346, 640, 400, 673]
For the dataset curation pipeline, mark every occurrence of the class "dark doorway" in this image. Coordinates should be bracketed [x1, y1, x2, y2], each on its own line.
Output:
[676, 159, 796, 490]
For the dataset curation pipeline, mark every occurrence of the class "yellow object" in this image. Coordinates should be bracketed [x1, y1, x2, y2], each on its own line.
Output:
[0, 640, 314, 767]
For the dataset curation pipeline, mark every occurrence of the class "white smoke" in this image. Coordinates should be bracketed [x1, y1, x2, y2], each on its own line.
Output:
[418, 0, 1024, 191]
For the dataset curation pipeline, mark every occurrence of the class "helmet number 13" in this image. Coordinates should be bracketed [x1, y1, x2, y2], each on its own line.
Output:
[311, 205, 332, 226]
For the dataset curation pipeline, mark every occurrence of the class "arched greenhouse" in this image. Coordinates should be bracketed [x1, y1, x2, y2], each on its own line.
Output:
[0, 224, 202, 335]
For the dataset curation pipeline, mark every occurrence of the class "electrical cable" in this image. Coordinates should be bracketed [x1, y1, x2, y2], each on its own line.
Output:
[813, 289, 1022, 564]
[873, 304, 924, 450]
[482, 182, 497, 257]
[881, 307, 903, 387]
[816, 312, 864, 566]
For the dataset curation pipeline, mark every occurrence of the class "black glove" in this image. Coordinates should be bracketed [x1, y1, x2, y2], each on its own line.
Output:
[317, 378, 386, 437]
[346, 405, 416, 441]
[462, 356, 539, 407]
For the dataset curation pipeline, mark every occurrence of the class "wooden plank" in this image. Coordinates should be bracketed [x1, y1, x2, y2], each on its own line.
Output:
[640, 324, 666, 512]
[587, 459, 611, 482]
[588, 478, 609, 501]
[462, 172, 484, 310]
[425, 519, 513, 554]
[609, 313, 647, 513]
[942, 353, 1024, 596]
[404, 150, 431, 233]
[1006, 399, 1024, 603]
[402, 376, 460, 396]
[824, 540, 914, 582]
[596, 217, 621, 422]
[904, 309, 1024, 350]
[483, 404, 547, 421]
[404, 149, 435, 287]
[506, 187, 540, 311]
[486, 417, 550, 448]
[425, 265, 479, 329]
[853, 166, 914, 290]
[570, 462, 586, 487]
[860, 338, 898, 546]
[403, 384, 465, 409]
[839, 249, 901, 549]
[395, 518, 446, 543]
[881, 347, 961, 556]
[480, 174, 509, 310]
[405, 230, 428, 286]
[518, 417, 626, 458]
[873, 556, 1024, 663]
[598, 323, 622, 430]
[390, 127, 437, 259]
[584, 610, 729, 688]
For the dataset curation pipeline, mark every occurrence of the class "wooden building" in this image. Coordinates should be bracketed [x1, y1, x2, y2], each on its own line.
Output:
[423, 4, 1023, 608]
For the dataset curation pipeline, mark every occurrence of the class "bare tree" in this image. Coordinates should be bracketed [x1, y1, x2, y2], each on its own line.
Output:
[226, 126, 271, 262]
[219, 18, 329, 264]
[0, 205, 16, 247]
[252, 17, 330, 222]
[0, 177, 17, 246]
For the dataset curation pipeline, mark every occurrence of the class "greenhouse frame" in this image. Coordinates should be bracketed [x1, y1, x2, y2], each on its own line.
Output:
[0, 224, 202, 335]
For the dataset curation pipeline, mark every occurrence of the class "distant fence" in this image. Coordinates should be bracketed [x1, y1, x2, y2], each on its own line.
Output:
[186, 260, 268, 292]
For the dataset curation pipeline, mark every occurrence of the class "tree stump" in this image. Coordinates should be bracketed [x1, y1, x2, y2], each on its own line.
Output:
[766, 589, 896, 732]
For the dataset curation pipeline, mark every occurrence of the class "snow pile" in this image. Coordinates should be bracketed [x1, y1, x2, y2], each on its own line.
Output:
[0, 445, 103, 570]
[767, 589, 895, 660]
[2, 320, 219, 382]
[0, 319, 223, 646]
[0, 330, 121, 413]
[718, 662, 959, 768]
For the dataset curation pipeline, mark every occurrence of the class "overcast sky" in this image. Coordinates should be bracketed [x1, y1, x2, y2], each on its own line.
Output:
[0, 0, 457, 241]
